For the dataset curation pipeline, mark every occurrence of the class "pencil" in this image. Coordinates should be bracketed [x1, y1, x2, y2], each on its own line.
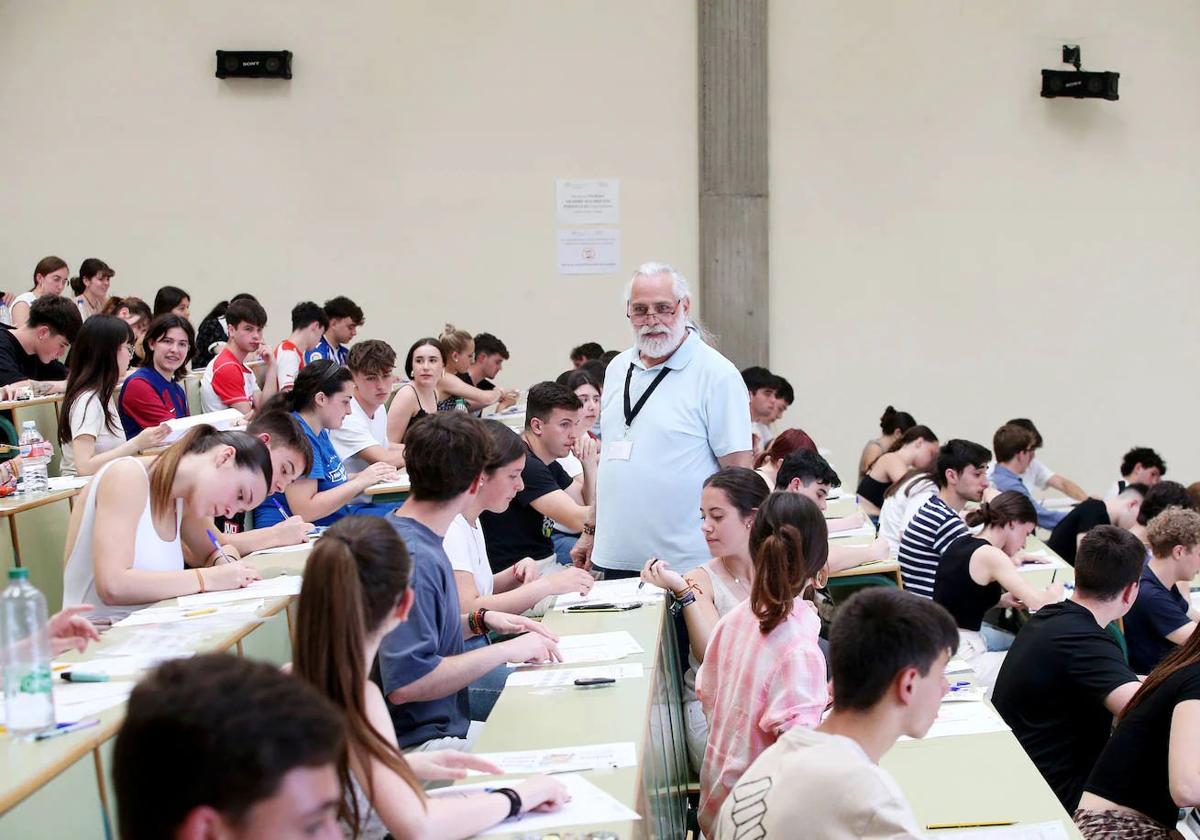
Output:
[927, 821, 1016, 830]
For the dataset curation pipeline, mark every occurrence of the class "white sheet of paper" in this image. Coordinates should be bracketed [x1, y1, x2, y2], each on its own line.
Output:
[175, 575, 302, 607]
[163, 408, 244, 443]
[113, 599, 266, 627]
[1016, 550, 1069, 574]
[901, 700, 1009, 740]
[47, 475, 90, 492]
[553, 577, 665, 610]
[828, 522, 877, 540]
[941, 685, 987, 703]
[930, 820, 1069, 839]
[438, 773, 640, 836]
[53, 656, 155, 678]
[93, 628, 200, 663]
[471, 742, 637, 776]
[556, 228, 620, 275]
[505, 663, 644, 689]
[508, 630, 643, 667]
[248, 540, 317, 557]
[0, 680, 136, 725]
[944, 659, 974, 675]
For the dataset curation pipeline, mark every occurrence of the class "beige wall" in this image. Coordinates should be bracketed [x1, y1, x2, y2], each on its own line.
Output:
[0, 1, 698, 391]
[771, 0, 1200, 491]
[3, 2, 1197, 494]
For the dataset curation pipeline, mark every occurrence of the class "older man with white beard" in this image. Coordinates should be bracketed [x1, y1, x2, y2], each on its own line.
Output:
[571, 262, 753, 578]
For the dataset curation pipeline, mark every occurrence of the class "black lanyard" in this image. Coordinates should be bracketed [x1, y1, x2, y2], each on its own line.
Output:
[624, 363, 671, 428]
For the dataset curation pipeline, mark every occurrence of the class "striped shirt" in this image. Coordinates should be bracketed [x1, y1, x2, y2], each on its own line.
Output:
[897, 495, 969, 598]
[696, 598, 828, 838]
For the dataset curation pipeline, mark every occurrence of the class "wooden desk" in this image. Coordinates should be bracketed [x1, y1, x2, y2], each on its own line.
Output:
[0, 393, 64, 417]
[0, 549, 309, 835]
[460, 599, 688, 839]
[0, 487, 83, 569]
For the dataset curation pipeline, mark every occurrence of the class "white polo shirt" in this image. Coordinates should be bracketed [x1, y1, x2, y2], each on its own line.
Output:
[592, 331, 752, 573]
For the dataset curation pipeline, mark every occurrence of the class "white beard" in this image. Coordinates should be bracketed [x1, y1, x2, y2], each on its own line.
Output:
[634, 318, 686, 358]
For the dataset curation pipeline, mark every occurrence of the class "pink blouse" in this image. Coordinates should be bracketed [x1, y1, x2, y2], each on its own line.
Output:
[695, 597, 828, 837]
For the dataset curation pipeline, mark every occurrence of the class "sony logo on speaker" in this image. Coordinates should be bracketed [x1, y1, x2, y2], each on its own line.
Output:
[242, 60, 261, 67]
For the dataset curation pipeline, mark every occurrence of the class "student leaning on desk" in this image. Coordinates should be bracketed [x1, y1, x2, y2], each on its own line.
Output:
[0, 296, 82, 398]
[60, 426, 272, 621]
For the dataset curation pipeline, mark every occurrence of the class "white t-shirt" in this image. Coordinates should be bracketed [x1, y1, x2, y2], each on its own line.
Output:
[60, 391, 126, 477]
[878, 474, 937, 554]
[330, 395, 388, 476]
[714, 727, 923, 840]
[442, 514, 494, 598]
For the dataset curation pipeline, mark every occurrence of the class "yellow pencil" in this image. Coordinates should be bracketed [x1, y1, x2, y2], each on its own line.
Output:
[927, 822, 1016, 830]
[184, 607, 218, 618]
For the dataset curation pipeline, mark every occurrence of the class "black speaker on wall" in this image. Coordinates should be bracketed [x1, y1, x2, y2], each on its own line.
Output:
[215, 50, 292, 79]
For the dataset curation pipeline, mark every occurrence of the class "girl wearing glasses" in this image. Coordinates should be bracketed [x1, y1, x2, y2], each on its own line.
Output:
[253, 359, 399, 529]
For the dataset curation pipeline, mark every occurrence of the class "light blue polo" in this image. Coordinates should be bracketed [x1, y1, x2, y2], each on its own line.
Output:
[592, 331, 753, 573]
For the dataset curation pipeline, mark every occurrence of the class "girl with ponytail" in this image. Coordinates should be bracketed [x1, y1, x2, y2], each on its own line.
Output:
[252, 359, 398, 530]
[62, 426, 272, 620]
[70, 258, 114, 320]
[292, 516, 569, 839]
[932, 490, 1065, 690]
[695, 491, 832, 837]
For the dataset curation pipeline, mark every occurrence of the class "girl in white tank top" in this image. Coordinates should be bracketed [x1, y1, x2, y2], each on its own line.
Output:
[60, 427, 274, 619]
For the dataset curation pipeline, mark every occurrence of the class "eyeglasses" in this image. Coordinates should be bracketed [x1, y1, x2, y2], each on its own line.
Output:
[627, 298, 682, 322]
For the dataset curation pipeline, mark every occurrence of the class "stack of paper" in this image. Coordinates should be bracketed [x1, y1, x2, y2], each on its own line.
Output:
[508, 630, 643, 667]
[369, 472, 411, 493]
[176, 575, 302, 607]
[436, 773, 640, 836]
[552, 577, 665, 610]
[93, 628, 201, 663]
[506, 663, 644, 689]
[1016, 550, 1070, 574]
[471, 742, 637, 776]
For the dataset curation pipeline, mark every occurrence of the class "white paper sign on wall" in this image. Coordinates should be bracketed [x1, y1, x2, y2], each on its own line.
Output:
[557, 228, 620, 275]
[556, 179, 619, 225]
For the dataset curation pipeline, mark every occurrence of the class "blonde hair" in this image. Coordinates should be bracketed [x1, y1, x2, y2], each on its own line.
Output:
[1146, 506, 1200, 559]
[438, 323, 473, 356]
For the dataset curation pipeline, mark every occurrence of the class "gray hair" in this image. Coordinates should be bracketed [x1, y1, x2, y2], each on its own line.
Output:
[622, 261, 692, 303]
[623, 261, 717, 346]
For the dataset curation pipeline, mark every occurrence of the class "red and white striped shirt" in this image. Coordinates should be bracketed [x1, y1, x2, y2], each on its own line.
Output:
[696, 598, 828, 838]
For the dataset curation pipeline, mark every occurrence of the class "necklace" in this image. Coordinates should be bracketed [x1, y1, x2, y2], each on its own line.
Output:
[719, 556, 751, 593]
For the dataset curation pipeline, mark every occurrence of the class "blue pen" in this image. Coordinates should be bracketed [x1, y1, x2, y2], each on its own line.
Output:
[272, 497, 289, 519]
[206, 529, 233, 566]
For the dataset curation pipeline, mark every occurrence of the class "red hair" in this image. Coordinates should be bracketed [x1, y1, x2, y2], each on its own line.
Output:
[754, 428, 818, 469]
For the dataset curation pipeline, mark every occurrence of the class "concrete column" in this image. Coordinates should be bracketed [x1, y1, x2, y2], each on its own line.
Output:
[698, 0, 769, 369]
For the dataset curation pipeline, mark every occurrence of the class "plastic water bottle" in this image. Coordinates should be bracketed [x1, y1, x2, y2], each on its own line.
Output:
[1, 569, 55, 735]
[18, 421, 50, 495]
[454, 398, 468, 412]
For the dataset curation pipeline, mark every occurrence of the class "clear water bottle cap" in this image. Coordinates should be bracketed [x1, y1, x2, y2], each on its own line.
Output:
[7, 568, 29, 580]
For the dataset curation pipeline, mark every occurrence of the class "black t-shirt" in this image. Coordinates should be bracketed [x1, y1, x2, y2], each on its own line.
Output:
[0, 325, 67, 387]
[933, 536, 1000, 632]
[1085, 662, 1200, 827]
[993, 600, 1137, 810]
[479, 441, 571, 572]
[1125, 565, 1192, 674]
[1046, 498, 1109, 566]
